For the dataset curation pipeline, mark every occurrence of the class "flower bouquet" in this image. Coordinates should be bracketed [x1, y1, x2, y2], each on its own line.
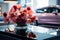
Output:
[16, 13, 27, 27]
[3, 5, 36, 26]
[3, 4, 37, 37]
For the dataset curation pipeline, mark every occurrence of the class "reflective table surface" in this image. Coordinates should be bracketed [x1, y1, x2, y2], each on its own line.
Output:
[0, 24, 58, 40]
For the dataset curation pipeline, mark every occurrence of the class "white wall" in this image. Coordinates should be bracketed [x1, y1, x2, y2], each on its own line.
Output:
[36, 0, 49, 9]
[49, 0, 57, 6]
[4, 1, 18, 12]
[20, 0, 49, 12]
[0, 3, 8, 13]
[0, 0, 3, 2]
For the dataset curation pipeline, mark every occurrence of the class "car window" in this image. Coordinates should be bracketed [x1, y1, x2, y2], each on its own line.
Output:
[43, 7, 59, 13]
[36, 9, 44, 13]
[52, 8, 60, 13]
[36, 7, 60, 13]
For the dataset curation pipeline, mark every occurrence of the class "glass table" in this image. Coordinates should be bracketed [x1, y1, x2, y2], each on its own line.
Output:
[0, 24, 58, 40]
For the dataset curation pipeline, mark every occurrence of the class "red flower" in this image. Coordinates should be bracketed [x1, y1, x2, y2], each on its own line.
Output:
[3, 12, 7, 17]
[4, 18, 9, 23]
[13, 5, 17, 12]
[23, 10, 26, 12]
[27, 7, 31, 11]
[30, 16, 36, 22]
[16, 13, 27, 23]
[28, 32, 36, 38]
[3, 5, 36, 24]
[16, 13, 27, 26]
[10, 13, 15, 17]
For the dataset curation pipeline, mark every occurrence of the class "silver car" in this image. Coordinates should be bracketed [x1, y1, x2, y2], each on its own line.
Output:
[35, 7, 60, 26]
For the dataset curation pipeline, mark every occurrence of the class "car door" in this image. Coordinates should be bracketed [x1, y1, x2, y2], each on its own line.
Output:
[37, 7, 60, 24]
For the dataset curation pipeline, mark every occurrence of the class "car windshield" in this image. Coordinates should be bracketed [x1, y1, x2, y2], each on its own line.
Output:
[36, 7, 60, 13]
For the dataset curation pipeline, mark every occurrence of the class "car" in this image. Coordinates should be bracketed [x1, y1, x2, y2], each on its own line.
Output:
[35, 6, 60, 26]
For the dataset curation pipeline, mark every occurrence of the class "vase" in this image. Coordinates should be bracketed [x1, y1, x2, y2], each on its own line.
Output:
[16, 21, 27, 27]
[15, 23, 27, 37]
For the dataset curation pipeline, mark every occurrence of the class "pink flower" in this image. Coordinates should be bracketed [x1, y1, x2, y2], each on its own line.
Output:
[16, 13, 27, 23]
[3, 12, 7, 17]
[27, 7, 31, 11]
[13, 5, 17, 12]
[3, 5, 36, 24]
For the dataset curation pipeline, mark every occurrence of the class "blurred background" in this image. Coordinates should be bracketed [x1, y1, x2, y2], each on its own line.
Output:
[0, 0, 60, 14]
[0, 0, 60, 24]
